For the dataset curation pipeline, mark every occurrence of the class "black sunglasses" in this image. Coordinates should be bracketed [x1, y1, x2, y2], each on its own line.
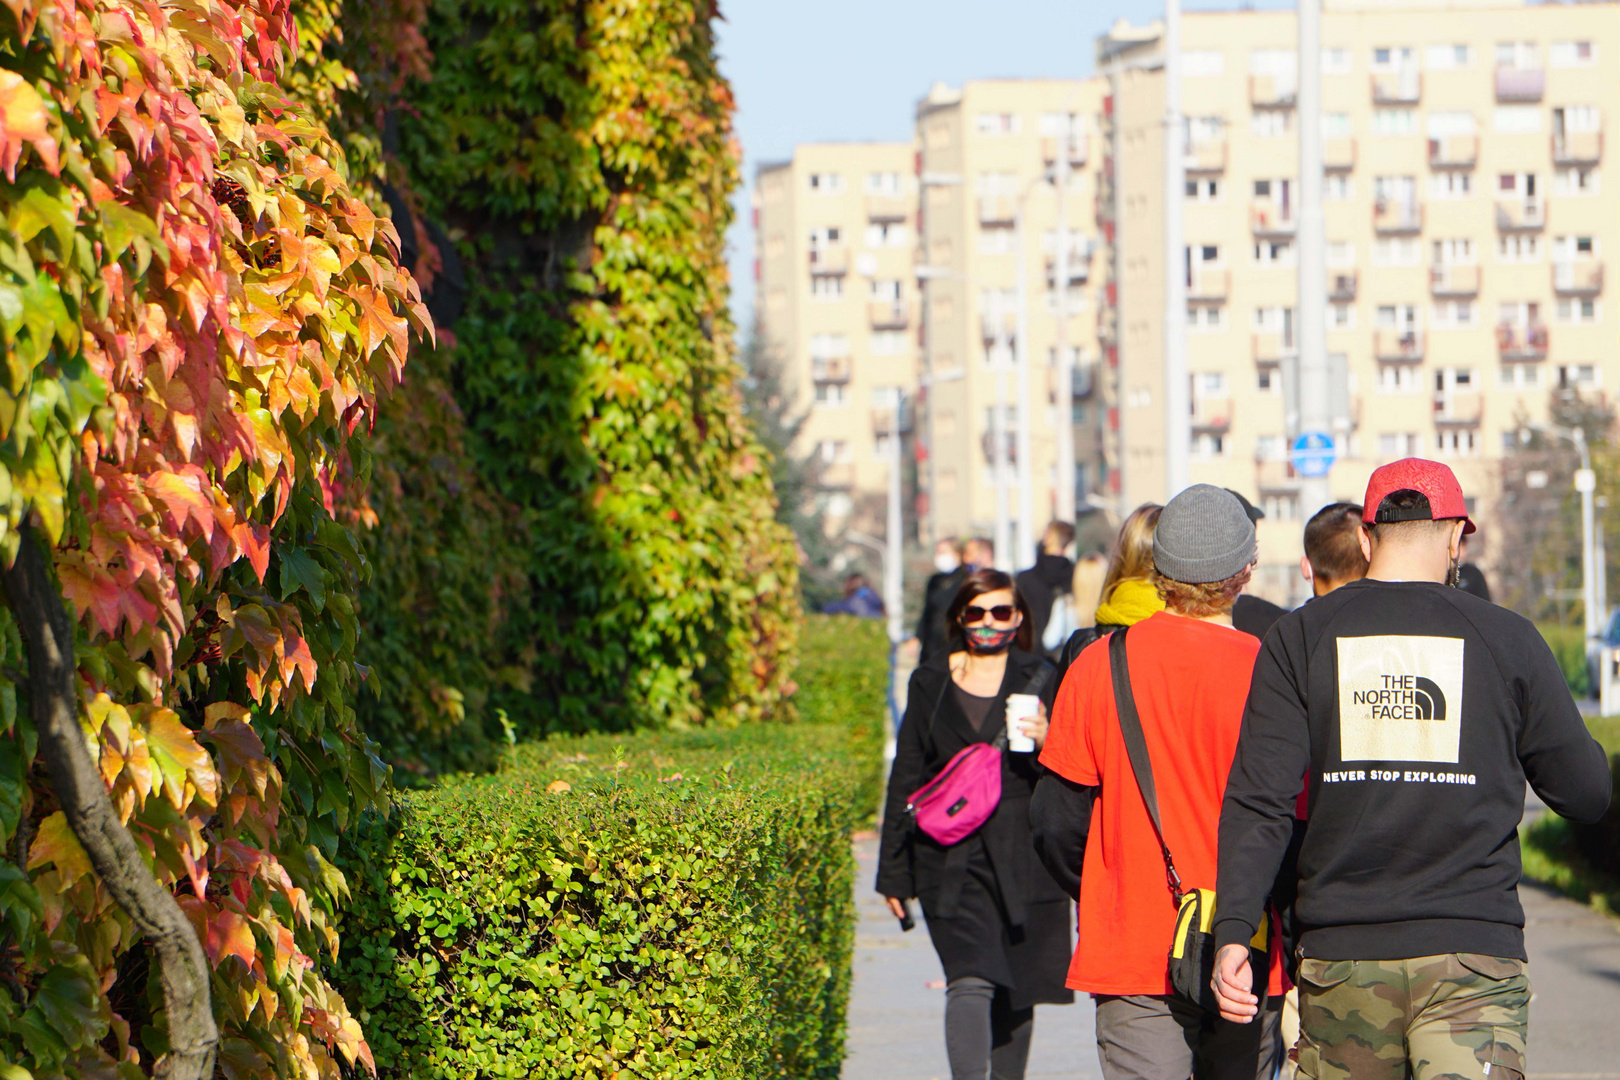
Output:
[962, 604, 1015, 624]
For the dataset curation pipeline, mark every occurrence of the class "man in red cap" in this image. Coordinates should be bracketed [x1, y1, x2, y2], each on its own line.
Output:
[1208, 458, 1611, 1080]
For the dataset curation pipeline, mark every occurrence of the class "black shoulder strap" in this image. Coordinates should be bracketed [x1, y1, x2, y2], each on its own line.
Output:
[1023, 659, 1055, 700]
[1107, 628, 1185, 900]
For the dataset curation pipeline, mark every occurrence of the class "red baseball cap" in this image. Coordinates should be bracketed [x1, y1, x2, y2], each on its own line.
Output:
[1362, 458, 1476, 534]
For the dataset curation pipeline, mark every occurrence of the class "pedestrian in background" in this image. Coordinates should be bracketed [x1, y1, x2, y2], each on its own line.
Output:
[919, 537, 993, 665]
[1033, 485, 1284, 1080]
[1212, 459, 1612, 1080]
[1018, 520, 1077, 653]
[1054, 504, 1163, 682]
[823, 573, 884, 618]
[1456, 533, 1493, 602]
[879, 570, 1071, 1080]
[1298, 502, 1369, 598]
[1071, 552, 1108, 630]
[1225, 489, 1289, 641]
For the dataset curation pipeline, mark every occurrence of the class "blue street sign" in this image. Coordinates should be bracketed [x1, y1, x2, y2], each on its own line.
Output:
[1291, 432, 1337, 478]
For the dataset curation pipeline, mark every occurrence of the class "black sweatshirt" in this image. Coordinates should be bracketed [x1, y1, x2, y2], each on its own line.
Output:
[1215, 578, 1611, 962]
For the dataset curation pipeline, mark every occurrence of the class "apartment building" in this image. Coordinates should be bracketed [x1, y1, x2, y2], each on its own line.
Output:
[1101, 0, 1620, 603]
[754, 144, 919, 531]
[914, 79, 1110, 560]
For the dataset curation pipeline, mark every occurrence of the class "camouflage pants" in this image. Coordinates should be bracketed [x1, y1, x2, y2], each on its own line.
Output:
[1295, 954, 1529, 1080]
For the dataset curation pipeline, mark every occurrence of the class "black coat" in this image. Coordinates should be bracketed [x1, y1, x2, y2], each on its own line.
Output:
[916, 567, 969, 666]
[877, 649, 1073, 1008]
[1016, 553, 1075, 652]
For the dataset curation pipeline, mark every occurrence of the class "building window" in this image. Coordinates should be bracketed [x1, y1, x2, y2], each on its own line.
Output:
[1559, 364, 1602, 390]
[1425, 43, 1472, 69]
[1371, 46, 1416, 72]
[1377, 365, 1422, 394]
[1550, 40, 1595, 67]
[1330, 303, 1356, 330]
[809, 333, 850, 358]
[1493, 106, 1543, 134]
[1373, 238, 1422, 266]
[978, 229, 1014, 254]
[1556, 298, 1600, 324]
[1186, 177, 1223, 201]
[1195, 371, 1229, 397]
[1254, 240, 1296, 266]
[1262, 493, 1301, 521]
[1497, 363, 1543, 390]
[1496, 41, 1539, 69]
[1379, 433, 1423, 459]
[1193, 432, 1227, 459]
[865, 222, 909, 249]
[1251, 111, 1292, 138]
[1434, 430, 1478, 458]
[815, 440, 851, 464]
[1189, 305, 1227, 332]
[1257, 367, 1279, 394]
[871, 331, 906, 355]
[808, 172, 844, 194]
[1432, 300, 1477, 328]
[1324, 174, 1354, 201]
[1322, 112, 1353, 138]
[1373, 108, 1418, 136]
[1256, 434, 1284, 461]
[1429, 172, 1473, 200]
[1322, 47, 1352, 73]
[1556, 167, 1600, 196]
[1326, 241, 1355, 267]
[1496, 234, 1542, 263]
[811, 276, 844, 300]
[813, 382, 847, 407]
[865, 171, 902, 195]
[975, 112, 1020, 135]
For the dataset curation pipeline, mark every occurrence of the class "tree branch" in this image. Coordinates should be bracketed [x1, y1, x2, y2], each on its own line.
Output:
[2, 518, 217, 1080]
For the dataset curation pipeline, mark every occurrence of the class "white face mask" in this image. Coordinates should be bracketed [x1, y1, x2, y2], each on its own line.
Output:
[934, 553, 961, 575]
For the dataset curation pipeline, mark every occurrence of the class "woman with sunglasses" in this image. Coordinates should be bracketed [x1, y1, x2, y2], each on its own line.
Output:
[876, 569, 1072, 1080]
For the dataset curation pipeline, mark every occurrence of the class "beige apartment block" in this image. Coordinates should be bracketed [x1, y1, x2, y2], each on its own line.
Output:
[1101, 0, 1620, 604]
[914, 79, 1110, 562]
[754, 144, 919, 532]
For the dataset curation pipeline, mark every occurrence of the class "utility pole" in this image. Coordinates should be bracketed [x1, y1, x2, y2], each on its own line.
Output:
[1163, 0, 1189, 498]
[1054, 121, 1076, 524]
[1296, 0, 1331, 518]
[885, 388, 904, 646]
[1576, 427, 1599, 643]
[990, 289, 1013, 571]
[1015, 201, 1035, 570]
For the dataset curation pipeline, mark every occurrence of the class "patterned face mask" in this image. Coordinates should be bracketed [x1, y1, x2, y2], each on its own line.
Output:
[965, 625, 1017, 654]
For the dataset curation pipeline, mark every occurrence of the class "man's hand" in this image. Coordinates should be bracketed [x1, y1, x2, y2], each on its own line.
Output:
[1212, 943, 1259, 1024]
[885, 896, 908, 920]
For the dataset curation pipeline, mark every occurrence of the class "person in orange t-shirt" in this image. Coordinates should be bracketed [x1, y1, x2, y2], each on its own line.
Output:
[1032, 485, 1284, 1080]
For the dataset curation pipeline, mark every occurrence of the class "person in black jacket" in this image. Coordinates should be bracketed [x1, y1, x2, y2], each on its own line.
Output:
[878, 569, 1071, 1080]
[1224, 489, 1289, 640]
[1212, 459, 1612, 1080]
[1017, 521, 1077, 652]
[918, 537, 992, 666]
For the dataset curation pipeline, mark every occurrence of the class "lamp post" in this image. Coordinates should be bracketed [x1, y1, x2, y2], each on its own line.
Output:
[1522, 422, 1599, 643]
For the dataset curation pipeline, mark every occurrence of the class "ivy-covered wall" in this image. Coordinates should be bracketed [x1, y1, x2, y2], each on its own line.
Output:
[347, 0, 800, 764]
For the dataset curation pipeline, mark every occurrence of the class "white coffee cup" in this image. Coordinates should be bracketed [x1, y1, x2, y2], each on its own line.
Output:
[1004, 694, 1040, 753]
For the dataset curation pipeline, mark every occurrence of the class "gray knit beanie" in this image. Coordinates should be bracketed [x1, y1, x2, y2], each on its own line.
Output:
[1153, 484, 1258, 584]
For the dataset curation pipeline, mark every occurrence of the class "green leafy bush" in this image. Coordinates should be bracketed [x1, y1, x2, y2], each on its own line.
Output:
[336, 616, 886, 1078]
[1537, 621, 1591, 697]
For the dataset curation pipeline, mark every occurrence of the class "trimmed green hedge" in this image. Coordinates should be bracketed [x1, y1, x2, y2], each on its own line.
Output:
[1536, 621, 1591, 698]
[335, 616, 887, 1078]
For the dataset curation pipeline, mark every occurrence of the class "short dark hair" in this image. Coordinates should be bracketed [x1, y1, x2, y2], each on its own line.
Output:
[1304, 502, 1369, 584]
[946, 568, 1034, 652]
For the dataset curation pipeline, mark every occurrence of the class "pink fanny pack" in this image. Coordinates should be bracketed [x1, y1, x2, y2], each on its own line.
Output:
[905, 662, 1053, 846]
[907, 742, 1005, 845]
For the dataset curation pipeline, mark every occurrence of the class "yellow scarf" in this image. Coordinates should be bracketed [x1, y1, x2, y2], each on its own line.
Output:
[1093, 577, 1164, 627]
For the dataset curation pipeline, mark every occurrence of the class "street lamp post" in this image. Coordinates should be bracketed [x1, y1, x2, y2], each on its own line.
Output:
[1524, 422, 1600, 643]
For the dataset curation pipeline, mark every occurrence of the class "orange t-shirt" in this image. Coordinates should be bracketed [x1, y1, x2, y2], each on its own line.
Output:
[1040, 612, 1285, 997]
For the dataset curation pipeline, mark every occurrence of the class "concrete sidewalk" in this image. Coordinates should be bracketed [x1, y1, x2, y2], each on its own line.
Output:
[843, 834, 1620, 1080]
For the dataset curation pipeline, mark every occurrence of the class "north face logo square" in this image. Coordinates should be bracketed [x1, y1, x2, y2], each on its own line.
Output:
[1336, 636, 1465, 763]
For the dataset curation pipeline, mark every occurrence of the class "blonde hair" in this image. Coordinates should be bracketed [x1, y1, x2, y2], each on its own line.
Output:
[1099, 503, 1163, 607]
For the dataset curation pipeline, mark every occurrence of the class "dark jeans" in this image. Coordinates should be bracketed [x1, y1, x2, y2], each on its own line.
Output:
[1094, 994, 1283, 1080]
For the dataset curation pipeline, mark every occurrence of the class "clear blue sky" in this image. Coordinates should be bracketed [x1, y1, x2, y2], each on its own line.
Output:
[715, 0, 1292, 326]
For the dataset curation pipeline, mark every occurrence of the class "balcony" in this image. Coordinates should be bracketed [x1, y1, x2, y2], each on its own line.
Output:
[1041, 134, 1089, 167]
[1372, 71, 1421, 105]
[810, 355, 852, 383]
[1495, 67, 1545, 102]
[1494, 198, 1545, 232]
[820, 462, 857, 489]
[980, 430, 1017, 467]
[1188, 267, 1229, 302]
[866, 195, 910, 223]
[1249, 74, 1297, 109]
[1373, 200, 1423, 235]
[1496, 322, 1549, 360]
[1186, 138, 1228, 174]
[1046, 254, 1091, 291]
[1428, 135, 1478, 170]
[1329, 271, 1358, 302]
[1554, 262, 1604, 296]
[1253, 332, 1297, 364]
[808, 246, 848, 276]
[1250, 202, 1297, 238]
[1375, 330, 1424, 363]
[978, 195, 1016, 227]
[1192, 398, 1231, 434]
[1324, 138, 1356, 172]
[1433, 394, 1484, 427]
[1553, 131, 1604, 166]
[868, 300, 909, 330]
[870, 405, 912, 437]
[1430, 265, 1481, 297]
